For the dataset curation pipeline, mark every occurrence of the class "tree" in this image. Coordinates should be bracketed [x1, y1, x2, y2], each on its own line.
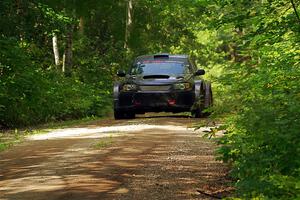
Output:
[63, 27, 73, 76]
[125, 0, 133, 49]
[52, 33, 60, 66]
[204, 0, 300, 198]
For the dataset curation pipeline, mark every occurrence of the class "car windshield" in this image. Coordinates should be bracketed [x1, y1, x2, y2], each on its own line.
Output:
[130, 61, 186, 76]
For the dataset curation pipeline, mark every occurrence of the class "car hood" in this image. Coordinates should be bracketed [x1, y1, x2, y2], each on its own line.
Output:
[129, 76, 184, 85]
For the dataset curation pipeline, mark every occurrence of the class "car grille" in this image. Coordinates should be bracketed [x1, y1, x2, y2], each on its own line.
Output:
[139, 85, 171, 91]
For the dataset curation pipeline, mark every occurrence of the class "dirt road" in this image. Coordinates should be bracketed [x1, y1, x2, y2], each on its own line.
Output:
[0, 115, 232, 200]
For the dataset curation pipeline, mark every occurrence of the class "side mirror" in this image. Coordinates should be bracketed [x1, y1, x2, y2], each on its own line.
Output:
[117, 70, 126, 77]
[194, 69, 205, 76]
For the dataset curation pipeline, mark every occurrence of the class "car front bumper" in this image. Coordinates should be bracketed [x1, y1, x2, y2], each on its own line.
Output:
[114, 90, 195, 113]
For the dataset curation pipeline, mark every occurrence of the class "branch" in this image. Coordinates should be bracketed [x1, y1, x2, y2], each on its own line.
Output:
[290, 0, 300, 24]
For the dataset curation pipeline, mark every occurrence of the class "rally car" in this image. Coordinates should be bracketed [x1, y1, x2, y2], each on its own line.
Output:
[113, 53, 213, 119]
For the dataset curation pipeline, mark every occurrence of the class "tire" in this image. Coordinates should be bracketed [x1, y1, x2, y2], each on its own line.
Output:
[126, 111, 136, 119]
[114, 109, 125, 120]
[191, 97, 205, 118]
[192, 108, 203, 118]
[191, 82, 213, 118]
[203, 82, 213, 117]
[114, 110, 135, 120]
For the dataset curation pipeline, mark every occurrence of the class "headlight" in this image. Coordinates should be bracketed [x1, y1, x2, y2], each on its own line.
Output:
[122, 84, 137, 91]
[173, 82, 192, 90]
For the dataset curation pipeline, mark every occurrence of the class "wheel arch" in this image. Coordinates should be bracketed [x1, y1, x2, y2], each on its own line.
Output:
[194, 80, 205, 99]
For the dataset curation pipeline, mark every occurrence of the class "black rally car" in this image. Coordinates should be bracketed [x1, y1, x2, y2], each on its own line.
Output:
[113, 54, 213, 119]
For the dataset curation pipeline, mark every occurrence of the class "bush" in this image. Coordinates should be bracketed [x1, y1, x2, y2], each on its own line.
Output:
[0, 37, 111, 128]
[215, 23, 300, 200]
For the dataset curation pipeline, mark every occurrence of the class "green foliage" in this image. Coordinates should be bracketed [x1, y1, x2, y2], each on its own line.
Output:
[205, 0, 300, 199]
[0, 1, 114, 128]
[0, 37, 110, 127]
[94, 136, 113, 149]
[1, 0, 299, 198]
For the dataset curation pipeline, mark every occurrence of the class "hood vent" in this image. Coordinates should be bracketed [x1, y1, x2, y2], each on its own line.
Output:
[143, 75, 170, 79]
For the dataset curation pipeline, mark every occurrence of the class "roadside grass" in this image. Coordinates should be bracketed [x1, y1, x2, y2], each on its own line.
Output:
[0, 130, 24, 152]
[32, 116, 106, 130]
[93, 135, 114, 149]
[0, 142, 13, 152]
[0, 116, 108, 152]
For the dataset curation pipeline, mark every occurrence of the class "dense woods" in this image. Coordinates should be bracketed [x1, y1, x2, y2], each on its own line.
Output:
[209, 1, 300, 199]
[0, 0, 299, 199]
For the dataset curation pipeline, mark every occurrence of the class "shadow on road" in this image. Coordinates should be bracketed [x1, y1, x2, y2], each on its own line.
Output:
[0, 118, 232, 200]
[136, 114, 191, 119]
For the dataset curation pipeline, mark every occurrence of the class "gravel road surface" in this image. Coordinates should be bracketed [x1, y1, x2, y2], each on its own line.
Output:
[0, 115, 232, 200]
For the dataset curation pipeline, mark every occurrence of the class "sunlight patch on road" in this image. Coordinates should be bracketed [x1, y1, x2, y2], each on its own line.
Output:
[0, 176, 64, 194]
[110, 187, 129, 194]
[28, 124, 213, 141]
[0, 175, 120, 196]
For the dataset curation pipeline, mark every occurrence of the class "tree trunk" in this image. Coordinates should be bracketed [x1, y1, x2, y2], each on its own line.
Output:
[290, 0, 300, 25]
[79, 16, 84, 34]
[63, 29, 73, 76]
[124, 0, 133, 49]
[52, 33, 60, 66]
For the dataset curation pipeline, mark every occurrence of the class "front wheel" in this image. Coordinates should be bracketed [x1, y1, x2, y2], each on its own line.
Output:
[191, 82, 213, 118]
[126, 111, 136, 119]
[114, 109, 125, 119]
[191, 108, 203, 118]
[203, 82, 213, 117]
[114, 109, 135, 120]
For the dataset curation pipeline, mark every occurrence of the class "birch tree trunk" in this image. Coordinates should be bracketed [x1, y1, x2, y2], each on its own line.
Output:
[52, 33, 60, 66]
[124, 0, 133, 49]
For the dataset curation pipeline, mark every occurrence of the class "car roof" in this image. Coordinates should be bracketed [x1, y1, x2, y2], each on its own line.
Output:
[134, 53, 190, 65]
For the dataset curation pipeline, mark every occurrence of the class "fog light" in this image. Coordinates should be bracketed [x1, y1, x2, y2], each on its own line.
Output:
[134, 100, 141, 106]
[168, 99, 176, 105]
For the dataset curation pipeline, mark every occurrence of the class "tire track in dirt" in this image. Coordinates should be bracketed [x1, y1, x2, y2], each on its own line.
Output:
[0, 115, 232, 200]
